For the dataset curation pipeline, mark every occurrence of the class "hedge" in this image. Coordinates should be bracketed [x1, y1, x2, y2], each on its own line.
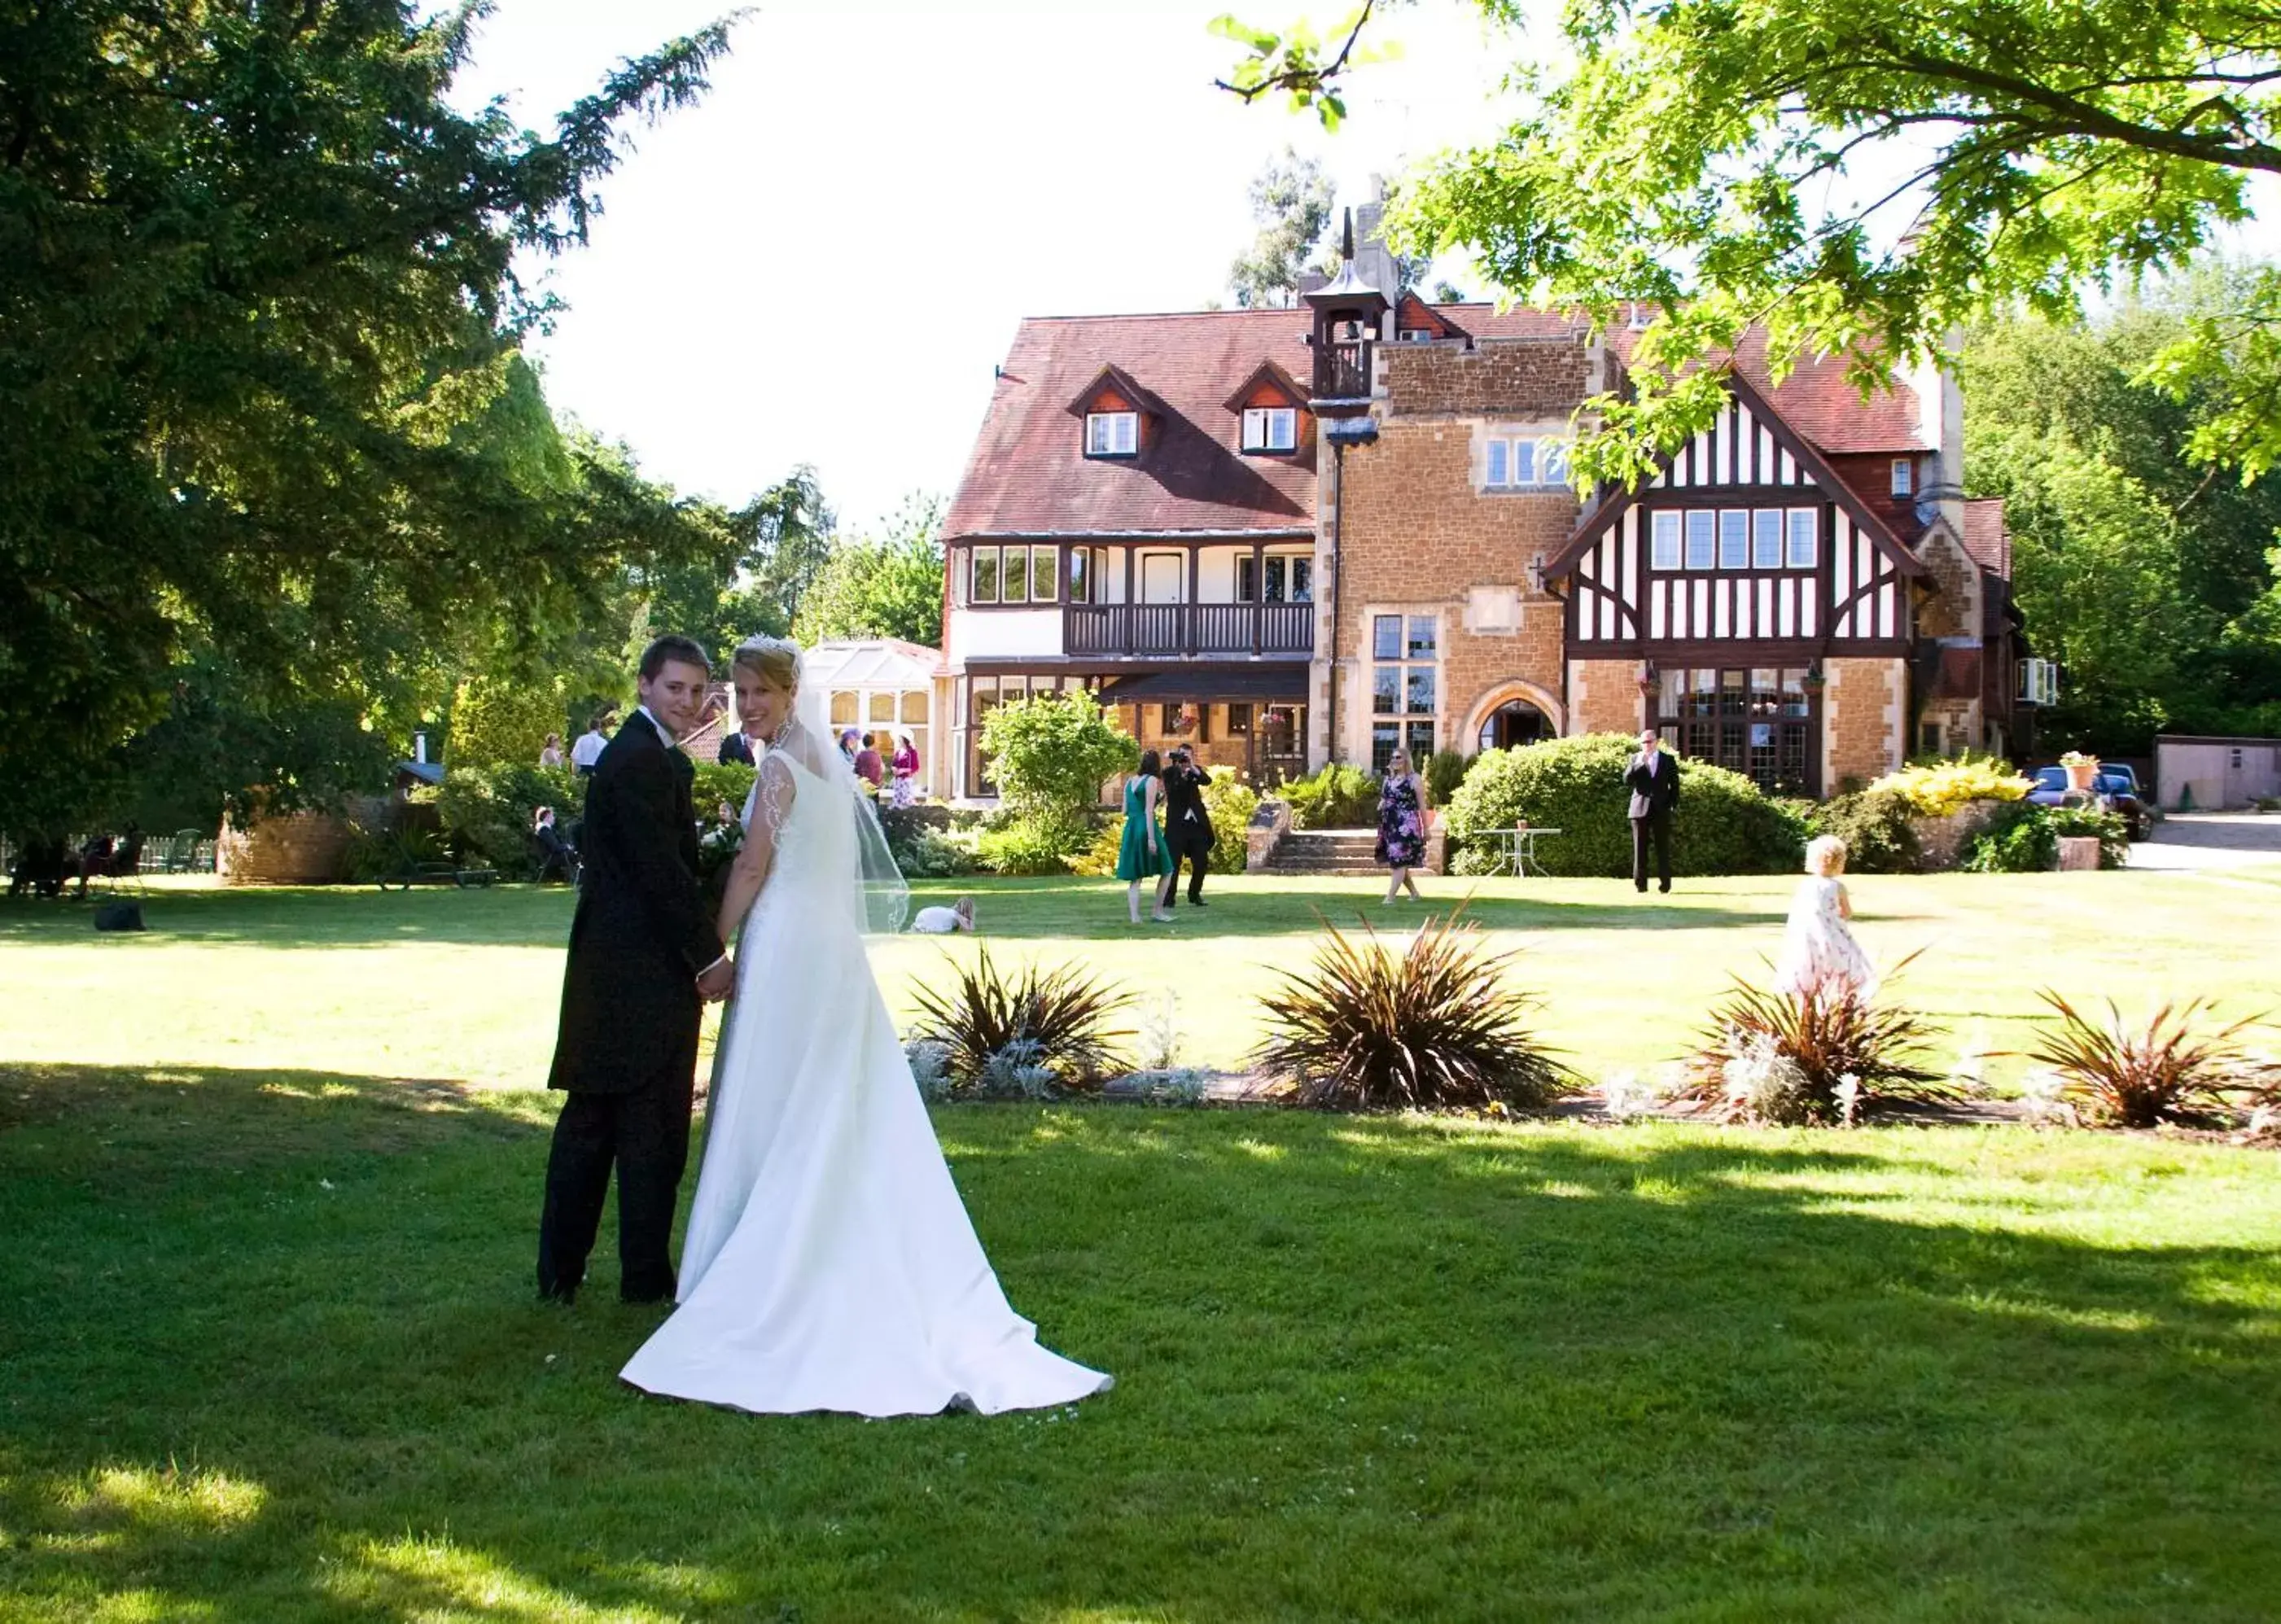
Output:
[1443, 733, 1807, 878]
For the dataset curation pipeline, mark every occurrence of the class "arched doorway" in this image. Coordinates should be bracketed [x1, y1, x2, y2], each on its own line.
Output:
[1478, 698, 1553, 752]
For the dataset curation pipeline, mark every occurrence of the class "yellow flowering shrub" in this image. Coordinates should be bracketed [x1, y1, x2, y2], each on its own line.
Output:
[1867, 755, 2034, 817]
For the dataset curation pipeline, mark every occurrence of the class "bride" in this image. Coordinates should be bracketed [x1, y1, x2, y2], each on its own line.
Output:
[620, 635, 1112, 1416]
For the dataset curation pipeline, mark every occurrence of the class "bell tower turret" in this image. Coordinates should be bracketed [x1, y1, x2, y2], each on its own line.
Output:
[1303, 209, 1389, 420]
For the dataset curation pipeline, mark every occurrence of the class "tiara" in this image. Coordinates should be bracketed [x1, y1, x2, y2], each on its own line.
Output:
[733, 633, 805, 681]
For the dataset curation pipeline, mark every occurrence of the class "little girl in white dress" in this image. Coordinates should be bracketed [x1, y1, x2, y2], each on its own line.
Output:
[1774, 835, 1878, 1000]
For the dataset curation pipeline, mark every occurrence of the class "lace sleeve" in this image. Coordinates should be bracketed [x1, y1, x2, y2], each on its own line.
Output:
[749, 752, 797, 843]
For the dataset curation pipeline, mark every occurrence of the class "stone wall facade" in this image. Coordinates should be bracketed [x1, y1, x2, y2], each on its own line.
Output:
[1568, 658, 1644, 737]
[1822, 657, 1906, 791]
[1318, 417, 1574, 764]
[1380, 338, 1595, 419]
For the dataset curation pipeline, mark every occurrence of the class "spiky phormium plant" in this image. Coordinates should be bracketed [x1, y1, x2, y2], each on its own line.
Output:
[2028, 991, 2267, 1128]
[1252, 909, 1578, 1112]
[907, 947, 1131, 1097]
[1679, 955, 1954, 1125]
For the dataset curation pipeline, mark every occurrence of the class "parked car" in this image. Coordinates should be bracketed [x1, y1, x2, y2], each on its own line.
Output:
[2025, 764, 2152, 839]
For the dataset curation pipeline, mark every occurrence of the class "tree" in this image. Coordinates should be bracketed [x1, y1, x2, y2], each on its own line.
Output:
[978, 689, 1133, 846]
[1216, 1, 2281, 484]
[1229, 146, 1336, 308]
[0, 2, 744, 833]
[1966, 276, 2281, 753]
[793, 496, 947, 649]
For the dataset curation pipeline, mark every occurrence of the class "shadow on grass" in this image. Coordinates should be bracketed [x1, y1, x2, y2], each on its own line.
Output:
[0, 884, 580, 950]
[2, 1073, 2279, 1620]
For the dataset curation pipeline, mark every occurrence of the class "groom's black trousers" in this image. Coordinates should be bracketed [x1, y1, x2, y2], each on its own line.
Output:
[537, 1080, 692, 1303]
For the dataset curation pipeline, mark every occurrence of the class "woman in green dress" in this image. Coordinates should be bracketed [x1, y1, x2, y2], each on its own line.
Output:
[1115, 748, 1171, 924]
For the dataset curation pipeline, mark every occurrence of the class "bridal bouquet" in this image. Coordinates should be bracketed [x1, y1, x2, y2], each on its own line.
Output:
[697, 807, 743, 908]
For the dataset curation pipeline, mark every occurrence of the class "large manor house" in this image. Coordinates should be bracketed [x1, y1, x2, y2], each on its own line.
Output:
[937, 221, 2033, 802]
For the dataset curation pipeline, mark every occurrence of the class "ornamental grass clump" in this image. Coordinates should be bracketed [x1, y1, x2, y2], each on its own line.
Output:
[1252, 909, 1579, 1111]
[2026, 991, 2267, 1128]
[1679, 955, 1956, 1124]
[907, 947, 1131, 1097]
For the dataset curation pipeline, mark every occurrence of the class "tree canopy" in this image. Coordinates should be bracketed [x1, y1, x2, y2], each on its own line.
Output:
[792, 496, 947, 650]
[1966, 273, 2281, 754]
[0, 2, 746, 833]
[1218, 0, 2281, 485]
[1228, 146, 1336, 308]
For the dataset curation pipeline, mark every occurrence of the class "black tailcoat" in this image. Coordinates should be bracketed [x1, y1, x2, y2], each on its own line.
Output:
[537, 714, 728, 1301]
[547, 716, 725, 1096]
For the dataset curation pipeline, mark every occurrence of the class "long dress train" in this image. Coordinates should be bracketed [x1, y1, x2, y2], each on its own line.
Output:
[619, 742, 1111, 1417]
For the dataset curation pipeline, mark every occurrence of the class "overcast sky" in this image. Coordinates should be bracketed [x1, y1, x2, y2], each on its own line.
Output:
[448, 0, 1514, 536]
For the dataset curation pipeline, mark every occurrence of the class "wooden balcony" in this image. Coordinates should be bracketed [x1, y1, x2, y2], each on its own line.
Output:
[1310, 338, 1372, 413]
[1063, 602, 1313, 659]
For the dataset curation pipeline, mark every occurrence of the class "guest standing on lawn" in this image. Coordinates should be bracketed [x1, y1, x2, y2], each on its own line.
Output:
[1774, 836, 1878, 1001]
[1116, 748, 1171, 925]
[1154, 746, 1214, 911]
[1376, 749, 1429, 904]
[1625, 729, 1680, 895]
[891, 730, 921, 808]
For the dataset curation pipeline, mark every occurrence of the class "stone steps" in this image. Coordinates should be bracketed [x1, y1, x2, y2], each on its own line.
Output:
[1261, 829, 1382, 875]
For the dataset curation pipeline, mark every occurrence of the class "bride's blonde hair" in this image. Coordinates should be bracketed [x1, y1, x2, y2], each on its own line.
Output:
[731, 634, 802, 692]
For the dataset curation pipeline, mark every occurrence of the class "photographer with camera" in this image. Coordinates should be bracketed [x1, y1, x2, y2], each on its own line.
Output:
[1154, 746, 1215, 912]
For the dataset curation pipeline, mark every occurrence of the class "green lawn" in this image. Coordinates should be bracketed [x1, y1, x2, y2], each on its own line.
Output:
[2, 868, 2274, 1089]
[2, 877, 2279, 1620]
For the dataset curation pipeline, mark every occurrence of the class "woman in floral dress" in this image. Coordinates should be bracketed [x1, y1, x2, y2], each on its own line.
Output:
[1374, 748, 1429, 904]
[1774, 835, 1878, 1001]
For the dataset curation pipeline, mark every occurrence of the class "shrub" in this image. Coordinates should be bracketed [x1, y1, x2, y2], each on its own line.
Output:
[1677, 958, 1957, 1124]
[1806, 789, 1922, 874]
[975, 809, 1100, 876]
[1960, 800, 2056, 873]
[1868, 753, 2034, 816]
[907, 947, 1132, 1095]
[979, 689, 1132, 830]
[1281, 762, 1381, 829]
[879, 803, 982, 877]
[1252, 909, 1580, 1111]
[445, 675, 573, 772]
[2047, 803, 2130, 869]
[1423, 749, 1473, 805]
[1066, 818, 1127, 878]
[894, 826, 982, 878]
[1201, 766, 1259, 873]
[2027, 991, 2267, 1127]
[690, 761, 757, 822]
[1443, 733, 1806, 878]
[433, 763, 583, 877]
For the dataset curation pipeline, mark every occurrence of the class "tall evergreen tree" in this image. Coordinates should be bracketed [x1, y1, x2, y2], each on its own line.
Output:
[0, 2, 744, 830]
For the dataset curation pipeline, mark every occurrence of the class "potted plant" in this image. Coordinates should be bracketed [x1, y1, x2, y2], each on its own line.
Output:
[2060, 749, 2099, 794]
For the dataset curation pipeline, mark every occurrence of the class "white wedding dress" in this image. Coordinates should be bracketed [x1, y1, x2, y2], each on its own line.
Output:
[620, 720, 1111, 1417]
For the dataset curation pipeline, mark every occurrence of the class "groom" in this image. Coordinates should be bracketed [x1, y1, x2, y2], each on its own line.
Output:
[536, 635, 734, 1305]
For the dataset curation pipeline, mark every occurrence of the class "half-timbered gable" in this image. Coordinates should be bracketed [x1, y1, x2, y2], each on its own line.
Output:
[1556, 370, 1925, 659]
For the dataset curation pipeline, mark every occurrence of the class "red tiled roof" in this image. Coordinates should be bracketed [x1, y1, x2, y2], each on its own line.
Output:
[944, 310, 1319, 539]
[946, 304, 1936, 539]
[1605, 323, 1933, 454]
[1963, 498, 2011, 578]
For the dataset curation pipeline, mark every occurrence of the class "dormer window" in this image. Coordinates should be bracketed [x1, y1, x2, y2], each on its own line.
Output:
[1241, 406, 1298, 453]
[1086, 411, 1137, 458]
[1890, 457, 1914, 497]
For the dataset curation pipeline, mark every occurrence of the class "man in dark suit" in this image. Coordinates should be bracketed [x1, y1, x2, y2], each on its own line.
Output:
[536, 636, 733, 1305]
[1155, 746, 1215, 909]
[716, 725, 754, 765]
[1625, 728, 1681, 895]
